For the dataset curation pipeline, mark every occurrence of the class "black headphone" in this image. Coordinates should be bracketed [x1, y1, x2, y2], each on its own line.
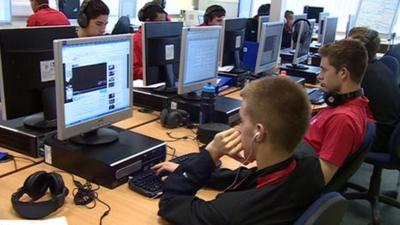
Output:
[292, 18, 312, 45]
[78, 0, 91, 28]
[324, 89, 364, 107]
[11, 171, 69, 219]
[160, 108, 191, 129]
[138, 2, 164, 22]
[204, 5, 225, 24]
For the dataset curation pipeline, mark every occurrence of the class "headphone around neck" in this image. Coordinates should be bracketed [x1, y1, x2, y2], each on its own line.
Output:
[78, 0, 91, 28]
[324, 89, 364, 107]
[11, 171, 69, 219]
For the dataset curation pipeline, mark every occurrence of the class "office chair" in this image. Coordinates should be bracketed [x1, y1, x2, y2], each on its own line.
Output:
[380, 55, 400, 85]
[345, 121, 400, 225]
[112, 16, 132, 35]
[294, 192, 348, 225]
[324, 122, 376, 192]
[386, 44, 400, 64]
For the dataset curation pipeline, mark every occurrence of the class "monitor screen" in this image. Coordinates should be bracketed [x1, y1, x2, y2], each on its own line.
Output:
[178, 26, 221, 95]
[257, 16, 270, 42]
[0, 0, 12, 24]
[321, 17, 338, 45]
[54, 34, 133, 141]
[292, 20, 312, 65]
[219, 18, 248, 72]
[0, 26, 77, 126]
[143, 22, 183, 90]
[184, 10, 205, 26]
[255, 21, 284, 74]
[303, 6, 324, 23]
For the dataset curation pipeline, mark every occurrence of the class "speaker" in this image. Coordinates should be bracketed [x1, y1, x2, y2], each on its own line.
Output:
[11, 171, 69, 219]
[160, 109, 191, 129]
[77, 0, 91, 28]
[324, 89, 364, 107]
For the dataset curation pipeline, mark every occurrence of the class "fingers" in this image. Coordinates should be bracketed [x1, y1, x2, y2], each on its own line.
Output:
[151, 162, 179, 176]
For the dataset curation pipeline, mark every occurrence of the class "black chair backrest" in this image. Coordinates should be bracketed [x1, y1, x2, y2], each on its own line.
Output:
[389, 121, 400, 163]
[112, 16, 132, 34]
[387, 44, 400, 65]
[324, 122, 376, 192]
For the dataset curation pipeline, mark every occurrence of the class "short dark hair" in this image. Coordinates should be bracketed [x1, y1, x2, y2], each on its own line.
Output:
[257, 4, 270, 16]
[140, 3, 167, 21]
[204, 5, 226, 21]
[348, 27, 380, 60]
[240, 77, 311, 152]
[85, 0, 110, 20]
[284, 10, 294, 18]
[319, 39, 368, 84]
[35, 0, 49, 4]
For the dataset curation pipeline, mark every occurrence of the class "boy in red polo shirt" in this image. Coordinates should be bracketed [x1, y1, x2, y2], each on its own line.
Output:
[133, 3, 167, 80]
[27, 0, 70, 27]
[304, 39, 371, 185]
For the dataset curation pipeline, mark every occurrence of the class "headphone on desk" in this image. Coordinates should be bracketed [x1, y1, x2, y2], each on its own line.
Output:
[160, 108, 191, 129]
[11, 171, 69, 219]
[292, 18, 312, 46]
[324, 89, 364, 107]
[77, 0, 92, 28]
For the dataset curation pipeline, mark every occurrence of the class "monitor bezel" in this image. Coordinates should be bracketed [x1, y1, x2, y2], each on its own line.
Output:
[321, 16, 338, 46]
[292, 21, 310, 65]
[54, 34, 133, 141]
[257, 16, 270, 42]
[254, 21, 284, 74]
[177, 26, 221, 95]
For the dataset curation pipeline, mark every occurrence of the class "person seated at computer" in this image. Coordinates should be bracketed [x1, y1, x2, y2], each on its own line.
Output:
[349, 27, 400, 153]
[304, 39, 371, 185]
[133, 3, 167, 80]
[245, 4, 270, 41]
[27, 0, 70, 27]
[153, 77, 324, 225]
[77, 0, 109, 38]
[200, 5, 226, 26]
[281, 10, 294, 49]
[151, 0, 172, 21]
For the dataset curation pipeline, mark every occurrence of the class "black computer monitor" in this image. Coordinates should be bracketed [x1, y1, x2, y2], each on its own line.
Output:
[320, 17, 338, 46]
[0, 26, 77, 129]
[219, 18, 248, 73]
[303, 5, 324, 23]
[289, 20, 313, 70]
[142, 22, 183, 92]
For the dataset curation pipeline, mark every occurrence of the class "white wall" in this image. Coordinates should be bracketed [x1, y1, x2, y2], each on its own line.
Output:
[198, 0, 239, 18]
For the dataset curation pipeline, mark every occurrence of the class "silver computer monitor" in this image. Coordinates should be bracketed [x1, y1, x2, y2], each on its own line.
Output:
[292, 21, 312, 65]
[321, 16, 338, 45]
[254, 21, 284, 74]
[184, 10, 205, 26]
[178, 26, 221, 96]
[257, 16, 270, 42]
[0, 0, 12, 25]
[54, 34, 133, 143]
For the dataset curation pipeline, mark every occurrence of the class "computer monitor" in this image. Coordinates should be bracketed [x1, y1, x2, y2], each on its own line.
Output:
[291, 20, 313, 69]
[177, 26, 221, 97]
[54, 34, 133, 144]
[0, 0, 11, 25]
[320, 17, 338, 46]
[119, 0, 137, 20]
[303, 6, 324, 23]
[257, 16, 270, 42]
[219, 18, 248, 73]
[0, 26, 77, 128]
[238, 0, 254, 18]
[58, 0, 80, 19]
[254, 21, 284, 75]
[345, 14, 356, 38]
[184, 10, 205, 26]
[142, 22, 183, 91]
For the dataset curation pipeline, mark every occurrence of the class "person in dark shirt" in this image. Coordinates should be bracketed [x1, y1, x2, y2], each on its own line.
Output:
[349, 27, 400, 153]
[200, 5, 226, 26]
[246, 4, 270, 41]
[77, 0, 109, 37]
[152, 77, 324, 225]
[27, 0, 70, 26]
[281, 10, 294, 49]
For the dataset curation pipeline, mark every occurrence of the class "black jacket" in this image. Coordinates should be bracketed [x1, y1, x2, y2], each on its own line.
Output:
[158, 148, 324, 225]
[362, 59, 400, 152]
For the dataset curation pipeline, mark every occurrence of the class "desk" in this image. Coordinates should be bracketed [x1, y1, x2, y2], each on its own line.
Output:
[112, 107, 159, 130]
[0, 148, 43, 178]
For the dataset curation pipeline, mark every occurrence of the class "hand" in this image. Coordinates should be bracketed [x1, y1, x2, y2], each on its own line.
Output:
[151, 162, 179, 176]
[205, 128, 245, 162]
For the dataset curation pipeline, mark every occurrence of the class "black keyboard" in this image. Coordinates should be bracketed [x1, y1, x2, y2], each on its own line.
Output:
[308, 88, 325, 105]
[128, 153, 199, 198]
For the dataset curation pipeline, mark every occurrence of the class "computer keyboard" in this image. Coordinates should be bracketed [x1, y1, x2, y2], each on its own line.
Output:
[308, 88, 326, 105]
[128, 153, 200, 198]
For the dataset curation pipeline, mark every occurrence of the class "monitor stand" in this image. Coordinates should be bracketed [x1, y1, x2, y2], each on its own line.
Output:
[279, 63, 321, 84]
[70, 127, 119, 145]
[286, 63, 309, 70]
[23, 86, 57, 129]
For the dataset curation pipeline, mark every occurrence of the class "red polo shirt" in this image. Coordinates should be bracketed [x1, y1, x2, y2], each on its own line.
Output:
[133, 26, 143, 80]
[27, 8, 70, 27]
[304, 97, 370, 167]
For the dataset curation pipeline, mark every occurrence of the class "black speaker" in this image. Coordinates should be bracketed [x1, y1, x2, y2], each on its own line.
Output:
[197, 123, 231, 145]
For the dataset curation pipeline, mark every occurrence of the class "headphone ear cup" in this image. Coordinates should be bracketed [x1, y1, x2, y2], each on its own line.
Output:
[23, 171, 49, 201]
[177, 109, 190, 126]
[324, 93, 341, 107]
[47, 172, 65, 195]
[167, 110, 180, 129]
[78, 0, 90, 28]
[160, 108, 169, 127]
